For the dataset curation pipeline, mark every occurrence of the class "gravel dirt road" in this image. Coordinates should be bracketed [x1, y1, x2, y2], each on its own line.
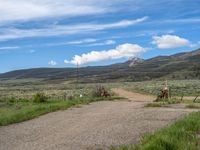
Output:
[0, 88, 196, 150]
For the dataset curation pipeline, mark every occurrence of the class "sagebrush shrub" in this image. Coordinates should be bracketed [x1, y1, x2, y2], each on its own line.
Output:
[92, 86, 110, 97]
[33, 93, 47, 103]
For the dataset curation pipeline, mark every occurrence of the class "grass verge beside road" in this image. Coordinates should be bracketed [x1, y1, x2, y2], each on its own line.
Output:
[145, 99, 181, 107]
[111, 111, 200, 150]
[186, 103, 200, 109]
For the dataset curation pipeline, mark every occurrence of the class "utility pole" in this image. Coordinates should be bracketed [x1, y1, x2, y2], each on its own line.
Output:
[164, 80, 170, 99]
[76, 62, 79, 87]
[76, 62, 83, 98]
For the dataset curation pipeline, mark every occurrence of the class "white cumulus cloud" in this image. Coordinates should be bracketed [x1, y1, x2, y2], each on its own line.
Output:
[64, 43, 146, 65]
[48, 60, 57, 66]
[152, 35, 190, 49]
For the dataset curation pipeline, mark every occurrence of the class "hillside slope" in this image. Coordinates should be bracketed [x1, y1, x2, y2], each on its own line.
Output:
[1, 48, 200, 82]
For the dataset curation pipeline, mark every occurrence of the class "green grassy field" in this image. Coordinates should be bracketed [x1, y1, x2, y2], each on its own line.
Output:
[0, 79, 121, 126]
[111, 112, 200, 150]
[115, 80, 200, 96]
[0, 79, 95, 100]
[1, 79, 200, 100]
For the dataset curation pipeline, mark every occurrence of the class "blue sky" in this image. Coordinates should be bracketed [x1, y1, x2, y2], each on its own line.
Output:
[0, 0, 200, 73]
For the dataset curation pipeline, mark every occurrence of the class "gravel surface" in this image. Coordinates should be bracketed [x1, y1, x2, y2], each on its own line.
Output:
[0, 89, 196, 150]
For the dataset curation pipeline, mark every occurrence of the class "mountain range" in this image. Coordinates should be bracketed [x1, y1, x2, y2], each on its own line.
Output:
[1, 48, 200, 83]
